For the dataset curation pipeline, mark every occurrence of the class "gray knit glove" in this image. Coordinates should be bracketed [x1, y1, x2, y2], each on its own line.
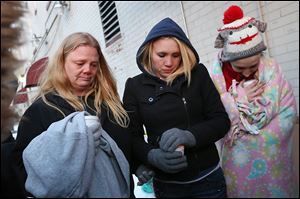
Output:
[159, 128, 196, 152]
[147, 148, 187, 173]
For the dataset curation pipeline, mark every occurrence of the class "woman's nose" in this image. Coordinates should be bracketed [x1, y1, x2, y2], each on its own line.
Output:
[83, 65, 92, 73]
[242, 70, 253, 77]
[164, 57, 172, 66]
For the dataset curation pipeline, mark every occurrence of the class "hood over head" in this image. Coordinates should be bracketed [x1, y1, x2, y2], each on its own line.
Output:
[136, 17, 199, 77]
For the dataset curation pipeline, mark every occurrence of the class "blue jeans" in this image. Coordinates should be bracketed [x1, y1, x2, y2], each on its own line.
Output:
[153, 167, 227, 198]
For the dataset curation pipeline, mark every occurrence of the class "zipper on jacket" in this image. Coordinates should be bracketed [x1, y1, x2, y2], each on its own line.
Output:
[182, 97, 190, 128]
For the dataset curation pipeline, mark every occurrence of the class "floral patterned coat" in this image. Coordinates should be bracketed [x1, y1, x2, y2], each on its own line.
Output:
[209, 54, 298, 198]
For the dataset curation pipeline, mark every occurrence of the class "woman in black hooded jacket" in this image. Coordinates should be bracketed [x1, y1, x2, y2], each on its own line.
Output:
[123, 17, 231, 198]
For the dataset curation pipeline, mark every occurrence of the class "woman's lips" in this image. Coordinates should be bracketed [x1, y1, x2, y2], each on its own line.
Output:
[79, 77, 91, 81]
[162, 69, 173, 74]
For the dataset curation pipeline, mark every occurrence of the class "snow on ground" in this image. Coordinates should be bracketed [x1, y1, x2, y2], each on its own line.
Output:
[133, 175, 155, 198]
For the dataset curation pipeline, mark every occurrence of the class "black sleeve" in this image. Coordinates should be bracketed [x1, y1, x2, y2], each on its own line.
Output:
[1, 136, 25, 198]
[123, 78, 154, 166]
[188, 65, 231, 148]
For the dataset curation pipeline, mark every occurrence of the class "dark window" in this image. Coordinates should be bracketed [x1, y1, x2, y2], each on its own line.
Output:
[98, 1, 121, 47]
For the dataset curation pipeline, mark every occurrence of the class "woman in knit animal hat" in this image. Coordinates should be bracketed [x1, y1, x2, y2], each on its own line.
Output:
[210, 5, 298, 197]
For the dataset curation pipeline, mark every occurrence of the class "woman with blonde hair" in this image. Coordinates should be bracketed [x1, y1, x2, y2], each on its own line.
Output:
[123, 17, 230, 198]
[12, 32, 135, 197]
[37, 32, 128, 125]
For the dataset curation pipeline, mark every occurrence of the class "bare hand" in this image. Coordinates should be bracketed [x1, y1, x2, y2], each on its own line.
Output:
[241, 79, 265, 102]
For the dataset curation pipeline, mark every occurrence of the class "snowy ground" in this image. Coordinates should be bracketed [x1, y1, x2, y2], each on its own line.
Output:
[133, 175, 155, 198]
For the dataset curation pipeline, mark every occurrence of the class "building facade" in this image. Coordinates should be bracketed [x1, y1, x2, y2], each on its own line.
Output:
[23, 1, 299, 113]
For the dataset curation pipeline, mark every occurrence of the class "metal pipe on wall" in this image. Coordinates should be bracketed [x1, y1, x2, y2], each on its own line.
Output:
[179, 1, 190, 39]
[257, 1, 270, 56]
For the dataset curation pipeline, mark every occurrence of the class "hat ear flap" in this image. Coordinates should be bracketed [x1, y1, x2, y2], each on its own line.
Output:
[214, 34, 224, 48]
[254, 20, 267, 33]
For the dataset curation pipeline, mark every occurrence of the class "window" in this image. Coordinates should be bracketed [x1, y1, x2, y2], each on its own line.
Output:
[98, 1, 121, 47]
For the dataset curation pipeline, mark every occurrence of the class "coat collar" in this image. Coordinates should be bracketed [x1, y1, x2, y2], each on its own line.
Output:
[141, 74, 187, 97]
[44, 92, 108, 125]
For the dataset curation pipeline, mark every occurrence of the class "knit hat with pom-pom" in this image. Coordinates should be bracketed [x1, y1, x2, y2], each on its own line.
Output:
[214, 5, 267, 62]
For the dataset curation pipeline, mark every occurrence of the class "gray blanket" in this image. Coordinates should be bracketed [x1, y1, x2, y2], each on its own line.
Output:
[23, 111, 130, 198]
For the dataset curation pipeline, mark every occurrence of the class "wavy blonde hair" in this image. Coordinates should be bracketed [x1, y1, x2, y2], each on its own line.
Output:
[1, 1, 25, 141]
[139, 37, 197, 86]
[37, 32, 129, 127]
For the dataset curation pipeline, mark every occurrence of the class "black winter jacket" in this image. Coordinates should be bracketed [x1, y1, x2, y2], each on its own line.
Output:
[123, 18, 230, 182]
[12, 93, 135, 197]
[1, 135, 25, 198]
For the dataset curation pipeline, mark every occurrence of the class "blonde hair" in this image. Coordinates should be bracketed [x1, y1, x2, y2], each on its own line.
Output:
[37, 32, 129, 127]
[1, 1, 25, 140]
[139, 37, 197, 86]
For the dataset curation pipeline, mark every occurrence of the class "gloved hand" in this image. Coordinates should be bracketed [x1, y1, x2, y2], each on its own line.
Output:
[135, 164, 155, 186]
[85, 115, 101, 149]
[159, 128, 196, 152]
[147, 148, 188, 173]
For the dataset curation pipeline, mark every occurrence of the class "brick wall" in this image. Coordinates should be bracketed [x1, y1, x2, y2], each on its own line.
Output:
[262, 1, 299, 114]
[28, 1, 299, 113]
[182, 1, 299, 114]
[106, 1, 186, 96]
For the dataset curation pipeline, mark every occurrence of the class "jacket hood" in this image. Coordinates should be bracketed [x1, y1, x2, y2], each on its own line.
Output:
[136, 17, 200, 78]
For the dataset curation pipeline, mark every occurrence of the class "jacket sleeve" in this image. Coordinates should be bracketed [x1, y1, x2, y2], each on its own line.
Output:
[123, 78, 155, 166]
[187, 66, 231, 148]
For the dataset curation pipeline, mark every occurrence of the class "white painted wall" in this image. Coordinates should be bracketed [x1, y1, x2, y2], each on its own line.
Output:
[182, 1, 299, 114]
[26, 1, 299, 113]
[109, 1, 186, 96]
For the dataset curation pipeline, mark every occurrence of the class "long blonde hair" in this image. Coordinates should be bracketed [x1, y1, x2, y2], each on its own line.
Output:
[37, 32, 129, 127]
[139, 37, 197, 86]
